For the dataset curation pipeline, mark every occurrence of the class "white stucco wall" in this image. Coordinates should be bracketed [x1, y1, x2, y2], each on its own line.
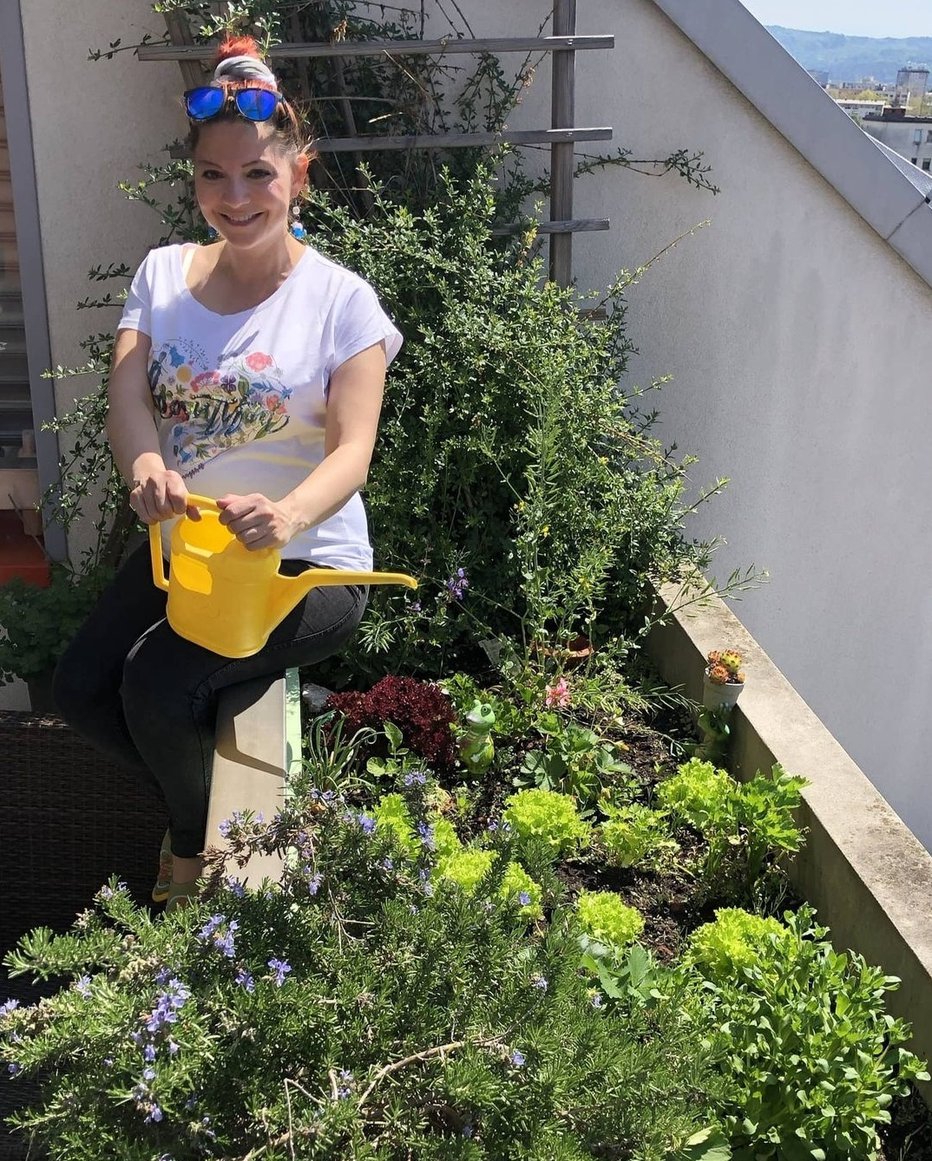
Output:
[458, 0, 932, 847]
[0, 0, 182, 710]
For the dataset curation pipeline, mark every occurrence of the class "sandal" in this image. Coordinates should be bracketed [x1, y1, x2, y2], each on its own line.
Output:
[165, 880, 201, 914]
[152, 830, 173, 904]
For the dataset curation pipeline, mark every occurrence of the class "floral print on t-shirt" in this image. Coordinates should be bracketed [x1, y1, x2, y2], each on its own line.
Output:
[147, 342, 292, 473]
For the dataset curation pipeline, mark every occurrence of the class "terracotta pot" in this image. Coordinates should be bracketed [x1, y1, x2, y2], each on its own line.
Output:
[532, 635, 594, 669]
[702, 671, 744, 711]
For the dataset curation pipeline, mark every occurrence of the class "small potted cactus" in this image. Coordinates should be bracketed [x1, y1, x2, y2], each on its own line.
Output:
[702, 648, 746, 711]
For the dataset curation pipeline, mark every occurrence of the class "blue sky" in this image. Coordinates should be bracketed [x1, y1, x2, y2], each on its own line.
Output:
[739, 1, 932, 38]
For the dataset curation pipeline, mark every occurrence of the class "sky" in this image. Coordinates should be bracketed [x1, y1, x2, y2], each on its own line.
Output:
[739, 1, 932, 38]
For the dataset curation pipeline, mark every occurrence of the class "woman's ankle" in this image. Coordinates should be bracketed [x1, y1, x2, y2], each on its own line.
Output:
[172, 854, 204, 885]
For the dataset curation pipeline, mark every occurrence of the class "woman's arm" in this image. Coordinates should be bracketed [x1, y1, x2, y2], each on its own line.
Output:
[107, 328, 191, 523]
[217, 341, 387, 550]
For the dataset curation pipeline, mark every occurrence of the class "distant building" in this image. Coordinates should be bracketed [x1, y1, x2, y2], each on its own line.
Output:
[861, 107, 932, 170]
[835, 98, 886, 122]
[894, 64, 928, 107]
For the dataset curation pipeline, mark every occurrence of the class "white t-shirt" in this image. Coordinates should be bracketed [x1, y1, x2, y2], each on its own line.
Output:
[118, 243, 402, 570]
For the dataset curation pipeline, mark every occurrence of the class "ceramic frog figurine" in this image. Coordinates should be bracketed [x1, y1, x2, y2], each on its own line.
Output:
[459, 699, 496, 775]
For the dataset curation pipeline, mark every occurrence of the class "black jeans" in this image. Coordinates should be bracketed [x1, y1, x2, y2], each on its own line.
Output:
[53, 544, 366, 858]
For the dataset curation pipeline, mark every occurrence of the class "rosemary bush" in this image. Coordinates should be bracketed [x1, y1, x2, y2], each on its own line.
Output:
[1, 797, 725, 1160]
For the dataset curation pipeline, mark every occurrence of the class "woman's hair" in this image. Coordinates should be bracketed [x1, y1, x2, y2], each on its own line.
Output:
[186, 35, 310, 158]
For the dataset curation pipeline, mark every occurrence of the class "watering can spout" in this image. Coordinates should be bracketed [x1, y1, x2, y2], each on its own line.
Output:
[267, 567, 418, 633]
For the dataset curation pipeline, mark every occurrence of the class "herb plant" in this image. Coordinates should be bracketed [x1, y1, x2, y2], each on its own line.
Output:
[686, 908, 930, 1160]
[1, 797, 725, 1160]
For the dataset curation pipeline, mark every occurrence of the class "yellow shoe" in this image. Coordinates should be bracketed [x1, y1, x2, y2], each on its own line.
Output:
[165, 880, 200, 914]
[152, 830, 172, 904]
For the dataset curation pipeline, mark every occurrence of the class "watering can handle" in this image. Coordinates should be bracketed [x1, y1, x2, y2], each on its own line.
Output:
[147, 493, 222, 592]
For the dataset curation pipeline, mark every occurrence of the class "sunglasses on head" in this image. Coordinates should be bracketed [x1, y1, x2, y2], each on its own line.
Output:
[184, 85, 283, 123]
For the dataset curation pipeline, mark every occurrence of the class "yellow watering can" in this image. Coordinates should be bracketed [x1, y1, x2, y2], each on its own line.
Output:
[149, 493, 417, 658]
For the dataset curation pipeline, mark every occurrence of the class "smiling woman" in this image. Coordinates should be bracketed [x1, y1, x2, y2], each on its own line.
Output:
[51, 35, 403, 915]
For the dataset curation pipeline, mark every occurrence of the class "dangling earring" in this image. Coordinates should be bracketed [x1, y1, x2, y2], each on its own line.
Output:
[206, 224, 219, 241]
[290, 203, 306, 241]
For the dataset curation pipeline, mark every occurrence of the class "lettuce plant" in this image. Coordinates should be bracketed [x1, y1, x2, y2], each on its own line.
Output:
[600, 804, 674, 869]
[687, 907, 929, 1160]
[576, 891, 645, 954]
[503, 788, 591, 857]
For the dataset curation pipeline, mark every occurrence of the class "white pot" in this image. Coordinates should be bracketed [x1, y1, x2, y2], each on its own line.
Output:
[702, 672, 744, 711]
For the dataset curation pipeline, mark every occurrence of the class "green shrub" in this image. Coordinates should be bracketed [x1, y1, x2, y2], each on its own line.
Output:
[503, 788, 591, 857]
[0, 797, 723, 1160]
[0, 563, 112, 685]
[302, 168, 714, 679]
[687, 908, 929, 1159]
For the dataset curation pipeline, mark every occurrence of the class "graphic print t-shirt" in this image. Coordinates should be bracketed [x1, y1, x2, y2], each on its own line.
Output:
[118, 243, 402, 570]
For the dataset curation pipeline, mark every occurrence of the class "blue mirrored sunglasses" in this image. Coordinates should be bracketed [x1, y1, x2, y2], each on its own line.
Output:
[184, 85, 283, 123]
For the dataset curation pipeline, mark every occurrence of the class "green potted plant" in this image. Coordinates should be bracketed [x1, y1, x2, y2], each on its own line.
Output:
[0, 562, 111, 712]
[702, 648, 746, 712]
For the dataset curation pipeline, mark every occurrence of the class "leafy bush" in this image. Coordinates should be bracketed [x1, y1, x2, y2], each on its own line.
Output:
[687, 908, 929, 1159]
[303, 168, 715, 679]
[0, 797, 724, 1160]
[0, 563, 112, 684]
[503, 789, 591, 857]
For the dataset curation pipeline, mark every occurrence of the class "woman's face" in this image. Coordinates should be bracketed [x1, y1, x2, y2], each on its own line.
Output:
[192, 119, 307, 250]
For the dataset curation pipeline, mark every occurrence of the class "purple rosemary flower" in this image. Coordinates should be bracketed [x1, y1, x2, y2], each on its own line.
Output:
[74, 975, 92, 999]
[446, 567, 469, 601]
[518, 892, 531, 907]
[145, 1102, 164, 1124]
[7, 1063, 21, 1077]
[225, 876, 246, 898]
[417, 822, 436, 850]
[380, 856, 395, 872]
[591, 992, 604, 1010]
[306, 871, 323, 896]
[268, 958, 292, 987]
[403, 771, 427, 787]
[531, 975, 548, 992]
[462, 1122, 474, 1138]
[510, 1050, 526, 1068]
[142, 1067, 156, 1082]
[358, 813, 377, 836]
[235, 968, 255, 994]
[198, 916, 238, 958]
[143, 1042, 157, 1063]
[0, 999, 19, 1019]
[143, 978, 190, 1034]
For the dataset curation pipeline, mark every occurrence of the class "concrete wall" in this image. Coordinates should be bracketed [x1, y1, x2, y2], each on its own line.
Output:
[0, 0, 181, 710]
[457, 0, 932, 847]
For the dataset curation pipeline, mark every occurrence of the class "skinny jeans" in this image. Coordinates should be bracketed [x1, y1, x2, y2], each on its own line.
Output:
[52, 543, 366, 858]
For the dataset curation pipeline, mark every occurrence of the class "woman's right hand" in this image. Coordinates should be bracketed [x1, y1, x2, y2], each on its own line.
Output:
[130, 469, 198, 524]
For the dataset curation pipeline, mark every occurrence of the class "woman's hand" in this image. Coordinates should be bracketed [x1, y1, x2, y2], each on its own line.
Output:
[216, 493, 304, 551]
[130, 469, 199, 524]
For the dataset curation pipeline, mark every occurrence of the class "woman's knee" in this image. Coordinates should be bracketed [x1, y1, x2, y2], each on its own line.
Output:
[52, 644, 105, 725]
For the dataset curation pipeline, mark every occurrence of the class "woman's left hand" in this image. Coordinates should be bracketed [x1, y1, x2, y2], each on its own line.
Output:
[215, 493, 305, 551]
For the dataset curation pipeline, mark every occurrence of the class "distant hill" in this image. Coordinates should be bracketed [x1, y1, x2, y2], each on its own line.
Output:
[765, 26, 932, 84]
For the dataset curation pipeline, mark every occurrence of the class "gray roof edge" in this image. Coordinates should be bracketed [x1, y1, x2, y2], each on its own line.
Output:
[648, 0, 932, 289]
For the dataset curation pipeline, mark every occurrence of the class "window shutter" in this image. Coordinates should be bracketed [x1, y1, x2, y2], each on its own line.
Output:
[0, 73, 34, 450]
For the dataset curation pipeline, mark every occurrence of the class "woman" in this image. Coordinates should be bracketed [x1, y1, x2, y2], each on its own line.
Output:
[53, 36, 402, 911]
